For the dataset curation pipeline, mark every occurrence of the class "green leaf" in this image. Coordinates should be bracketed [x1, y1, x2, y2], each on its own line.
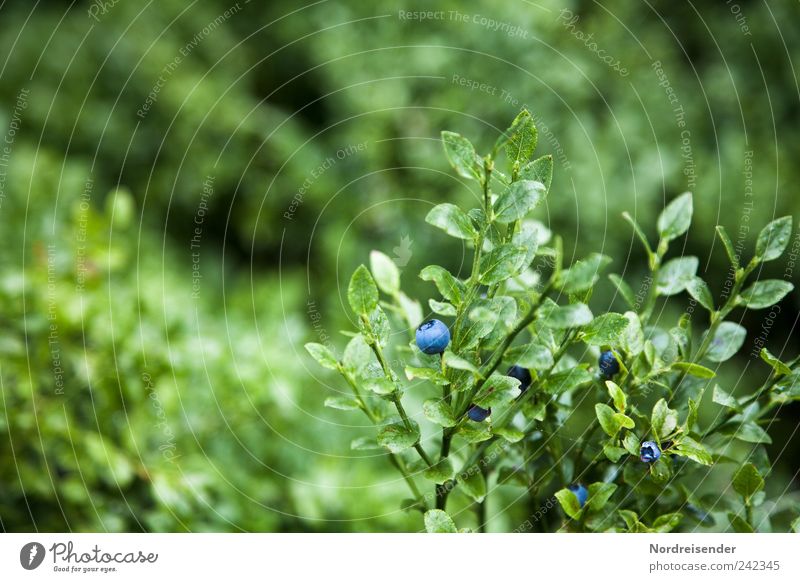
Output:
[377, 420, 421, 453]
[363, 377, 396, 395]
[426, 203, 478, 240]
[657, 192, 693, 242]
[511, 221, 540, 267]
[429, 299, 457, 316]
[348, 265, 379, 316]
[596, 403, 621, 437]
[755, 216, 792, 262]
[673, 436, 712, 465]
[619, 510, 642, 532]
[716, 225, 739, 268]
[739, 279, 794, 309]
[506, 342, 553, 370]
[457, 422, 493, 443]
[733, 463, 764, 502]
[478, 244, 527, 284]
[586, 482, 617, 512]
[443, 351, 480, 374]
[519, 154, 553, 190]
[555, 487, 583, 519]
[760, 348, 792, 376]
[712, 384, 741, 411]
[475, 374, 521, 407]
[369, 250, 400, 294]
[543, 367, 593, 395]
[609, 274, 637, 309]
[622, 212, 654, 257]
[728, 512, 754, 533]
[538, 301, 593, 329]
[423, 458, 455, 483]
[504, 109, 538, 171]
[651, 398, 678, 439]
[493, 426, 525, 443]
[457, 468, 487, 502]
[672, 362, 716, 379]
[652, 513, 683, 533]
[558, 253, 612, 294]
[493, 179, 545, 224]
[305, 343, 339, 370]
[420, 265, 464, 305]
[397, 291, 424, 328]
[424, 509, 458, 533]
[656, 256, 698, 296]
[704, 321, 746, 363]
[581, 313, 629, 346]
[343, 334, 372, 373]
[405, 366, 449, 385]
[686, 277, 714, 311]
[622, 431, 640, 455]
[734, 422, 772, 444]
[606, 381, 627, 412]
[621, 311, 645, 356]
[324, 395, 361, 410]
[350, 437, 382, 451]
[441, 131, 482, 181]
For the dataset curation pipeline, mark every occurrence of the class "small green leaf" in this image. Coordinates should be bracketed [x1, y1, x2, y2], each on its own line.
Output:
[622, 212, 654, 257]
[606, 381, 627, 412]
[609, 274, 637, 309]
[478, 244, 527, 284]
[423, 458, 455, 483]
[712, 384, 740, 411]
[493, 426, 525, 443]
[424, 509, 458, 533]
[672, 362, 716, 379]
[405, 366, 449, 385]
[457, 468, 487, 502]
[704, 321, 746, 363]
[429, 299, 457, 316]
[443, 351, 480, 374]
[441, 131, 482, 181]
[657, 192, 693, 242]
[305, 343, 339, 370]
[558, 253, 612, 294]
[377, 420, 421, 453]
[423, 399, 458, 429]
[506, 342, 553, 370]
[604, 443, 627, 462]
[652, 513, 683, 533]
[420, 265, 464, 305]
[586, 482, 617, 512]
[596, 403, 621, 437]
[621, 311, 645, 356]
[343, 334, 372, 373]
[686, 277, 714, 311]
[348, 265, 379, 316]
[519, 154, 553, 190]
[651, 398, 678, 439]
[504, 109, 538, 171]
[755, 216, 792, 262]
[716, 225, 739, 268]
[760, 348, 792, 376]
[622, 431, 640, 455]
[543, 367, 593, 395]
[475, 374, 521, 407]
[555, 487, 583, 519]
[538, 301, 594, 329]
[364, 377, 396, 395]
[734, 422, 772, 444]
[673, 436, 712, 465]
[728, 512, 754, 533]
[739, 279, 794, 309]
[426, 203, 478, 240]
[581, 313, 629, 346]
[656, 256, 699, 296]
[493, 179, 546, 224]
[369, 250, 400, 294]
[733, 463, 764, 502]
[324, 395, 361, 410]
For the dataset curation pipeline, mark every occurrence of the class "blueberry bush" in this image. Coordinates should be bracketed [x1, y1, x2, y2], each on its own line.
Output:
[308, 111, 800, 533]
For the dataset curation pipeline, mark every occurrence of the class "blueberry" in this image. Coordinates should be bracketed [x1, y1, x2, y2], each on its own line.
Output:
[598, 350, 620, 378]
[415, 319, 450, 355]
[467, 404, 491, 422]
[640, 440, 661, 463]
[507, 365, 532, 393]
[567, 483, 588, 508]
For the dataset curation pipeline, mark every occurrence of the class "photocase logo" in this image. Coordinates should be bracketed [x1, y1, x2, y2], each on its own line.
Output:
[20, 542, 46, 570]
[392, 235, 413, 267]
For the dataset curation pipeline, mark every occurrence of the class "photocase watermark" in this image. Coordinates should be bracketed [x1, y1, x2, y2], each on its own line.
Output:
[391, 235, 413, 268]
[556, 9, 629, 77]
[190, 175, 214, 300]
[652, 60, 696, 191]
[20, 542, 46, 570]
[136, 1, 247, 118]
[725, 0, 752, 37]
[513, 496, 558, 533]
[75, 175, 95, 292]
[720, 151, 754, 303]
[285, 141, 369, 220]
[0, 87, 30, 210]
[142, 372, 181, 465]
[46, 244, 65, 396]
[87, 0, 121, 22]
[397, 10, 528, 39]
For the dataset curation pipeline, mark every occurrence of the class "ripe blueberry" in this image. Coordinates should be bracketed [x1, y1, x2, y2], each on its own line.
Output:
[567, 483, 588, 508]
[507, 365, 532, 393]
[598, 350, 620, 378]
[640, 440, 661, 463]
[467, 404, 491, 422]
[415, 319, 450, 355]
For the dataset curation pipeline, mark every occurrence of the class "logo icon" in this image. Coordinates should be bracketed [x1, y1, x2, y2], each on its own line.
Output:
[392, 235, 413, 268]
[20, 542, 46, 570]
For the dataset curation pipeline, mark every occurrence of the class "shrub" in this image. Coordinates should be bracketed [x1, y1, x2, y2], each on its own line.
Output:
[308, 110, 800, 533]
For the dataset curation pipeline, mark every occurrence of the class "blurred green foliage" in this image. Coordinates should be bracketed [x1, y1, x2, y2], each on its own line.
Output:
[1, 0, 798, 531]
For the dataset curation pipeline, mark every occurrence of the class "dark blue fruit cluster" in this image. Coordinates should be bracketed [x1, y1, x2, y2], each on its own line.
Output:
[640, 440, 661, 463]
[568, 483, 588, 508]
[507, 365, 532, 393]
[415, 319, 450, 355]
[598, 350, 620, 378]
[467, 404, 491, 422]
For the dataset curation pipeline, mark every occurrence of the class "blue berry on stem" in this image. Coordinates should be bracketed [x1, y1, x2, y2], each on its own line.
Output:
[507, 365, 532, 393]
[640, 440, 661, 463]
[467, 405, 491, 422]
[415, 319, 450, 355]
[598, 350, 620, 378]
[567, 483, 588, 508]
